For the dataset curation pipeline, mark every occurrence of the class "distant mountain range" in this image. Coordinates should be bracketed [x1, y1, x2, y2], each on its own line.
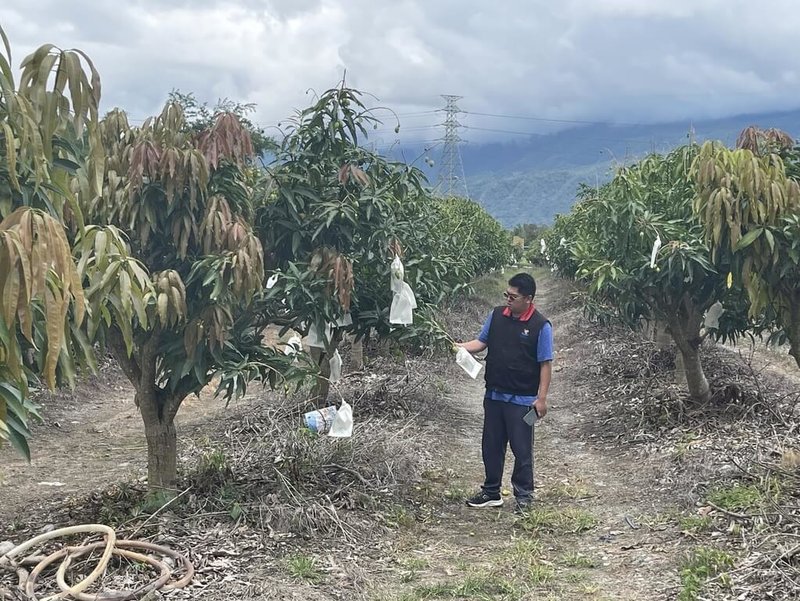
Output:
[394, 108, 800, 227]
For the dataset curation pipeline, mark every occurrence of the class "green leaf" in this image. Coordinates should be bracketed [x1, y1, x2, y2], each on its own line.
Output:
[4, 410, 31, 459]
[0, 381, 26, 425]
[764, 228, 775, 253]
[735, 228, 763, 251]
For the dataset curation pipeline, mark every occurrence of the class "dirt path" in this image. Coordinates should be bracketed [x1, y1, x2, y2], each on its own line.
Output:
[1, 272, 715, 600]
[0, 365, 232, 525]
[371, 273, 683, 600]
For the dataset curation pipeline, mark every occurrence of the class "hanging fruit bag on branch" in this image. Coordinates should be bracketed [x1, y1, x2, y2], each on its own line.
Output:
[389, 255, 417, 325]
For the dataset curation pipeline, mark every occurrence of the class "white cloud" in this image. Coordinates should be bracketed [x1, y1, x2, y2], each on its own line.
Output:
[2, 0, 800, 143]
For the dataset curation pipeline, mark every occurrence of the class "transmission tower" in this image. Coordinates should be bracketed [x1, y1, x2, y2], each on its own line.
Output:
[436, 95, 468, 198]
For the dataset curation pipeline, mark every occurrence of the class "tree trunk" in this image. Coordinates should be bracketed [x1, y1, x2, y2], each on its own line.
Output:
[677, 344, 710, 403]
[108, 329, 180, 500]
[674, 350, 687, 389]
[668, 310, 711, 404]
[143, 412, 177, 496]
[641, 318, 671, 349]
[137, 386, 179, 500]
[310, 331, 344, 404]
[788, 295, 800, 369]
[309, 346, 332, 404]
[640, 318, 655, 341]
[350, 335, 364, 371]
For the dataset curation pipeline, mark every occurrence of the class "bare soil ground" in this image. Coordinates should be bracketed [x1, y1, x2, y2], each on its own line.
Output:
[2, 271, 799, 600]
[0, 360, 230, 520]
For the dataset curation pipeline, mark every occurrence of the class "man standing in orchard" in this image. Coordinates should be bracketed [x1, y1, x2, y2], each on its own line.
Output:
[457, 273, 553, 513]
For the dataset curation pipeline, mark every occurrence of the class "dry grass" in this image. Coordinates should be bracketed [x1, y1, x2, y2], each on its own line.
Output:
[0, 348, 461, 600]
[559, 311, 800, 600]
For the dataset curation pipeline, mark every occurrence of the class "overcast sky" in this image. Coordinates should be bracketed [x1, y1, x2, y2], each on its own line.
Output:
[2, 0, 799, 146]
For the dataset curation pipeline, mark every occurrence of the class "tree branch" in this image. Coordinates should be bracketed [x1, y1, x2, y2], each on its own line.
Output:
[139, 332, 160, 388]
[107, 327, 142, 386]
[163, 375, 200, 422]
[137, 330, 163, 417]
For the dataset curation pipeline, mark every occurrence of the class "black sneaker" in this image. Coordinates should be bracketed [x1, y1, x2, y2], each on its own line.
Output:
[466, 490, 503, 508]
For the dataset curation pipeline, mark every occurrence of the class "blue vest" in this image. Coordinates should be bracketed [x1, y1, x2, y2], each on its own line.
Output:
[485, 306, 548, 396]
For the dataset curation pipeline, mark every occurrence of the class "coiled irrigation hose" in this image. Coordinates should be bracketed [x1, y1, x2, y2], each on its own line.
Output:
[0, 524, 194, 601]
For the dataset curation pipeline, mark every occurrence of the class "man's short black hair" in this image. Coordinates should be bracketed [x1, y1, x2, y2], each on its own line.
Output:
[508, 273, 536, 298]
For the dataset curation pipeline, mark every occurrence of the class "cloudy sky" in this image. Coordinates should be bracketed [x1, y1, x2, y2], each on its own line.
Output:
[2, 0, 799, 146]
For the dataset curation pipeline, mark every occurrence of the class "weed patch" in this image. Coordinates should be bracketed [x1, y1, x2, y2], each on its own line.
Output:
[679, 547, 734, 601]
[517, 507, 597, 535]
[403, 571, 519, 601]
[287, 553, 322, 583]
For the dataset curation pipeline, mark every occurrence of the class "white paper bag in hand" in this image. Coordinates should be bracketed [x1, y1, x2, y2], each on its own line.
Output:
[455, 347, 482, 379]
[389, 282, 416, 325]
[328, 400, 353, 437]
[329, 349, 342, 383]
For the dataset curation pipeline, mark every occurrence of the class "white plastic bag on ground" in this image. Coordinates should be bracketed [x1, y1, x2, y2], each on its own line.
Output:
[328, 400, 353, 437]
[329, 349, 342, 383]
[455, 347, 483, 379]
[390, 282, 416, 325]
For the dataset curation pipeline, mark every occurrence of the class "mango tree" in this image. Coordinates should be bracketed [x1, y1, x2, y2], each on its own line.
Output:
[553, 147, 746, 402]
[256, 85, 515, 400]
[433, 196, 511, 277]
[81, 103, 308, 498]
[167, 90, 277, 158]
[0, 28, 114, 456]
[254, 84, 510, 400]
[693, 130, 800, 366]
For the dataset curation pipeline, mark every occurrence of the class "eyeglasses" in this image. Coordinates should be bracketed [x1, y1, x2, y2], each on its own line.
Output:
[503, 291, 525, 301]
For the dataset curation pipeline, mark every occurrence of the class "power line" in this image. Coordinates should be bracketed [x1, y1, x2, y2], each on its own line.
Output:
[393, 110, 441, 117]
[463, 110, 645, 127]
[370, 142, 439, 152]
[463, 125, 542, 137]
[371, 125, 439, 133]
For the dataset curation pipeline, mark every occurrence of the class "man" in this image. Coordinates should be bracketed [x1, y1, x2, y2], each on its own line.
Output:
[457, 273, 553, 513]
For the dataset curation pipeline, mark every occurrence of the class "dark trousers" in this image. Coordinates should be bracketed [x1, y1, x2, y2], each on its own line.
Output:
[481, 398, 534, 500]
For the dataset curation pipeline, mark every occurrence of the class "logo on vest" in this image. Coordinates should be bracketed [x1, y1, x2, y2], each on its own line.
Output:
[522, 329, 529, 336]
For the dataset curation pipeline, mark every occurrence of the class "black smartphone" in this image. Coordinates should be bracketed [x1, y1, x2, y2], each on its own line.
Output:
[523, 407, 539, 426]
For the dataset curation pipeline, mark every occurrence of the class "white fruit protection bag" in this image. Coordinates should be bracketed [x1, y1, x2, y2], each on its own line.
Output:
[389, 256, 417, 325]
[329, 349, 343, 383]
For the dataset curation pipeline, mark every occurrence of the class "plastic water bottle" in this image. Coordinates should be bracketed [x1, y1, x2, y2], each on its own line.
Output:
[303, 406, 338, 434]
